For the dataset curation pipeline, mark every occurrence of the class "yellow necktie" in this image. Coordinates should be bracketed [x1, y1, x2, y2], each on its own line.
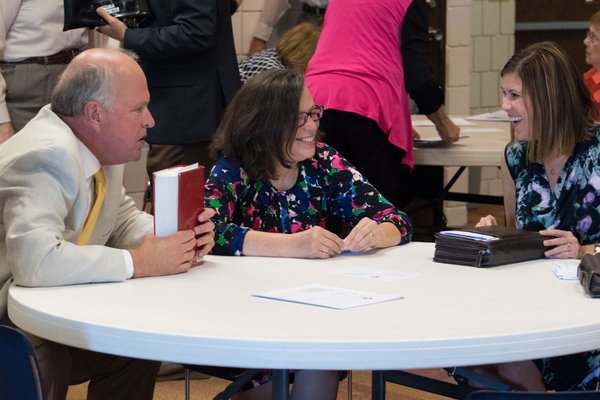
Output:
[78, 168, 106, 245]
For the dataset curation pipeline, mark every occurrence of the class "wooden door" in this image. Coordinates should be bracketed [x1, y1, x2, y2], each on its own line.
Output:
[515, 0, 600, 74]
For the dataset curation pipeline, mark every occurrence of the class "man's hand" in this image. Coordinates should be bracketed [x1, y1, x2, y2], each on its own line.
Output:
[248, 38, 267, 56]
[0, 122, 15, 145]
[95, 7, 128, 42]
[192, 208, 217, 259]
[129, 231, 197, 278]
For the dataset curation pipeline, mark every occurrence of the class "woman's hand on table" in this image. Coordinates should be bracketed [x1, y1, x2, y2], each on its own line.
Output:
[540, 229, 584, 259]
[344, 218, 380, 252]
[295, 226, 345, 259]
[344, 219, 402, 251]
[475, 215, 498, 227]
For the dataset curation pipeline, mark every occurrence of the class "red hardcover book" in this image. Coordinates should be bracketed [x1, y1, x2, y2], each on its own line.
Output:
[153, 163, 205, 265]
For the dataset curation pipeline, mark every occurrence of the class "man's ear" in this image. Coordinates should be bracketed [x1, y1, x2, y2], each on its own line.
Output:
[84, 101, 102, 130]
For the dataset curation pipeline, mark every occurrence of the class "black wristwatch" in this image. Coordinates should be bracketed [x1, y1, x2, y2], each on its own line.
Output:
[594, 244, 600, 254]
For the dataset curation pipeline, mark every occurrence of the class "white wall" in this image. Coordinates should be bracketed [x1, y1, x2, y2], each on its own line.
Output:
[443, 0, 472, 226]
[470, 0, 515, 200]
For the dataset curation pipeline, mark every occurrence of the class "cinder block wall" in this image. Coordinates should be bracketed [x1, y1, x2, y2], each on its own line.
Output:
[125, 1, 516, 225]
[470, 0, 515, 201]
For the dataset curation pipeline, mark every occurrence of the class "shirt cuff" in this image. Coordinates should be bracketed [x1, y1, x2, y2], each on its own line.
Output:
[0, 104, 10, 125]
[253, 22, 275, 43]
[123, 249, 134, 279]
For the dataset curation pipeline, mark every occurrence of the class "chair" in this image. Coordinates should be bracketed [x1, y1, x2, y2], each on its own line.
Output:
[183, 366, 352, 400]
[0, 325, 45, 400]
[183, 365, 262, 400]
[466, 390, 600, 400]
[372, 367, 511, 400]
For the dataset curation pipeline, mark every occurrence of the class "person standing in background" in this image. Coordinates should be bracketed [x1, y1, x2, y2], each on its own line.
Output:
[0, 0, 89, 143]
[248, 0, 326, 55]
[96, 0, 241, 179]
[306, 0, 459, 207]
[239, 22, 321, 84]
[584, 10, 600, 116]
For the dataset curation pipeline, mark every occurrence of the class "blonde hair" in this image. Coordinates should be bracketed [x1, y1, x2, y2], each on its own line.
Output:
[591, 10, 600, 29]
[276, 23, 321, 73]
[501, 41, 596, 162]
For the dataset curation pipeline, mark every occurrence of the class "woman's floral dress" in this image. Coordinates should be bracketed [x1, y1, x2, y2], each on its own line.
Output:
[506, 126, 600, 391]
[204, 142, 412, 256]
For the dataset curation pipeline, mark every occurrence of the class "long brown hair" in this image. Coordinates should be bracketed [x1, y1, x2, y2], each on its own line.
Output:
[501, 41, 597, 162]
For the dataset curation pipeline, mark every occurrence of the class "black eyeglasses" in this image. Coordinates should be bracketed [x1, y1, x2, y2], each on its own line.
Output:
[298, 105, 324, 127]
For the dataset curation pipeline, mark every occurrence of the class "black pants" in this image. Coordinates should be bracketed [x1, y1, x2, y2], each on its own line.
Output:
[319, 109, 407, 206]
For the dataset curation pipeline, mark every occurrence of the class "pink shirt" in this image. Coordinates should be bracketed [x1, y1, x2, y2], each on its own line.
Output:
[306, 0, 414, 167]
[584, 67, 600, 117]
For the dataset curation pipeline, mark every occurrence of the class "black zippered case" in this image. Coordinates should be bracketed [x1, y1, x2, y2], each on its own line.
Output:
[433, 226, 549, 268]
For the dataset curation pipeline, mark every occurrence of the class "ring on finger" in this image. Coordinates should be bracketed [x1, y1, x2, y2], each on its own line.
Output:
[369, 232, 375, 239]
[567, 242, 572, 251]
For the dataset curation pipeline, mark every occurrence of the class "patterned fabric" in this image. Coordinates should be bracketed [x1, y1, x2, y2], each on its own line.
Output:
[506, 125, 600, 391]
[204, 142, 412, 256]
[238, 48, 284, 84]
[584, 67, 600, 117]
[506, 126, 600, 246]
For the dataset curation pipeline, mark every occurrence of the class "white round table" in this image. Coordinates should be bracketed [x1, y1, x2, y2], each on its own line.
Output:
[9, 242, 600, 397]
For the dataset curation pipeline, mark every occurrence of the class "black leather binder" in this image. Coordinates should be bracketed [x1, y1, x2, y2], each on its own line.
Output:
[434, 226, 550, 268]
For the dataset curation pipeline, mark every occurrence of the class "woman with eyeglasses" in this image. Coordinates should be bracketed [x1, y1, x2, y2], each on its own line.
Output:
[584, 11, 600, 116]
[205, 69, 411, 260]
[202, 68, 411, 399]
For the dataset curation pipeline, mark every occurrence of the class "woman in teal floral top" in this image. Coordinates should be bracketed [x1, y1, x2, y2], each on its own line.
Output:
[474, 42, 600, 393]
[205, 69, 412, 259]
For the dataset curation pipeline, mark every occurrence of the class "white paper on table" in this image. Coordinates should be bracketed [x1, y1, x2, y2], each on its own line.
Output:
[412, 118, 476, 127]
[438, 230, 500, 242]
[460, 128, 503, 133]
[326, 266, 418, 281]
[466, 110, 510, 122]
[253, 284, 403, 310]
[413, 135, 470, 147]
[553, 260, 580, 280]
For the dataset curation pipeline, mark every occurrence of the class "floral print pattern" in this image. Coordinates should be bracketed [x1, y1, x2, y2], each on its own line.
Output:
[506, 126, 600, 245]
[507, 126, 600, 391]
[204, 142, 412, 256]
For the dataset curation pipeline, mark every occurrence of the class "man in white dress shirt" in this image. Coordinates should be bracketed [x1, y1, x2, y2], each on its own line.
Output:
[248, 0, 327, 55]
[0, 0, 88, 143]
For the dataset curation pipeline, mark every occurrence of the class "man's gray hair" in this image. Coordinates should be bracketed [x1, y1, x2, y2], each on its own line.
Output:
[51, 49, 139, 117]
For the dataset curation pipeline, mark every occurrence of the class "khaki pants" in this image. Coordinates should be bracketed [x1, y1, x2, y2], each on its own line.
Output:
[2, 315, 160, 400]
[0, 63, 66, 132]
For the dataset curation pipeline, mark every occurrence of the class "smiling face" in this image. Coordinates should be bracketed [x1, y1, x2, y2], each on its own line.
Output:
[289, 87, 318, 164]
[585, 24, 600, 70]
[95, 57, 155, 165]
[501, 72, 530, 141]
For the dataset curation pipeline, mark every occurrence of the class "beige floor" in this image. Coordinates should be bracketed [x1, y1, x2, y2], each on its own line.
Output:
[67, 369, 456, 400]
